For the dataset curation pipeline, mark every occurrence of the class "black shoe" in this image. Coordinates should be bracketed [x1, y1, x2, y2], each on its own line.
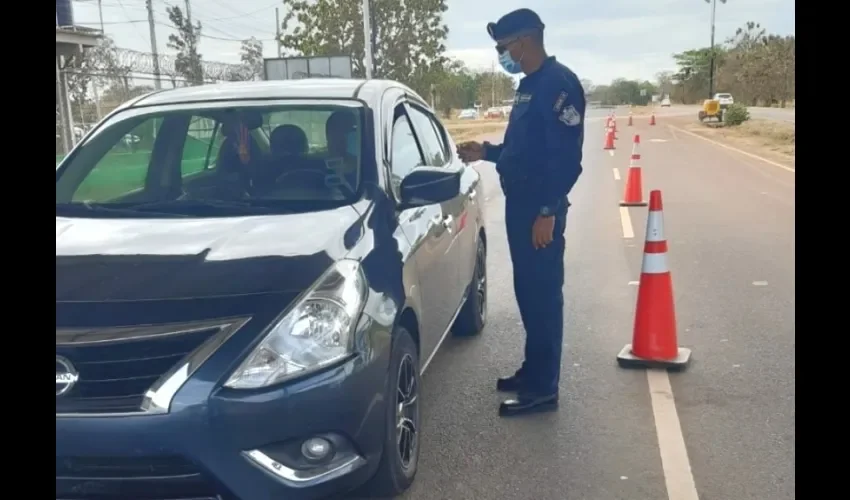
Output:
[496, 373, 525, 392]
[498, 392, 559, 417]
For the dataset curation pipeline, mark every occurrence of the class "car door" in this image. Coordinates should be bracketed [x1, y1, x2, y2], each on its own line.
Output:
[426, 111, 482, 294]
[388, 103, 458, 357]
[402, 103, 467, 339]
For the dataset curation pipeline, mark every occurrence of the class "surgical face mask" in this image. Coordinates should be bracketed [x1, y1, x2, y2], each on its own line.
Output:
[499, 49, 523, 75]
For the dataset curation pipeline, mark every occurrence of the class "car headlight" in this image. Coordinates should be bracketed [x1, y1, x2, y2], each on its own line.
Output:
[224, 259, 367, 389]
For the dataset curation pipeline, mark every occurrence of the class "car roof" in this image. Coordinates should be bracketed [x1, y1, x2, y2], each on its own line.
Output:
[124, 79, 416, 110]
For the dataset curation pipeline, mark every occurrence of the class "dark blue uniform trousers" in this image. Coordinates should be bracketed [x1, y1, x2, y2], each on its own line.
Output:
[505, 195, 568, 396]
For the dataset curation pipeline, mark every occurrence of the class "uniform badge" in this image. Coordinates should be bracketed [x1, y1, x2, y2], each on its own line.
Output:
[553, 91, 568, 112]
[558, 105, 581, 126]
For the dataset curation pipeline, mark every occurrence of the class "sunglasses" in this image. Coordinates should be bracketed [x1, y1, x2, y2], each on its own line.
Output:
[495, 38, 523, 54]
[494, 29, 539, 54]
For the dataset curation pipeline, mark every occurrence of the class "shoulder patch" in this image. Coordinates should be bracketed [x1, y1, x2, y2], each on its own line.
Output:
[553, 91, 568, 112]
[558, 105, 581, 126]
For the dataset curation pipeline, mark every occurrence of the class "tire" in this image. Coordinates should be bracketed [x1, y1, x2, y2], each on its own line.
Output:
[358, 326, 420, 498]
[452, 238, 487, 337]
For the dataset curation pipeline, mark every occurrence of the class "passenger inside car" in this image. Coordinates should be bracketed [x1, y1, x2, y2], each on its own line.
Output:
[215, 111, 265, 198]
[265, 124, 327, 193]
[324, 110, 360, 191]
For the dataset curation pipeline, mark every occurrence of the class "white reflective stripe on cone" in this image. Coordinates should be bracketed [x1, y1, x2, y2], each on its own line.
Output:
[645, 211, 665, 241]
[641, 252, 670, 274]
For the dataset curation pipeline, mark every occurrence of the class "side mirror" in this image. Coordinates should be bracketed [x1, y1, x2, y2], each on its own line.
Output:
[399, 166, 461, 209]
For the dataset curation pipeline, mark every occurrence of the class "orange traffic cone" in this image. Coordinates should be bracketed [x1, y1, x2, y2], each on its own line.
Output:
[617, 190, 691, 370]
[619, 135, 647, 206]
[603, 127, 615, 150]
[649, 113, 656, 126]
[628, 113, 633, 126]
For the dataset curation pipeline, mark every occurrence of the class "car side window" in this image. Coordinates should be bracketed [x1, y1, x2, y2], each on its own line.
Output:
[181, 116, 223, 179]
[390, 111, 425, 196]
[406, 105, 448, 166]
[70, 118, 160, 202]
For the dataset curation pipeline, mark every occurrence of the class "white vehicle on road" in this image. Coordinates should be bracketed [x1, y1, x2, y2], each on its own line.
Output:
[660, 96, 671, 107]
[714, 93, 734, 108]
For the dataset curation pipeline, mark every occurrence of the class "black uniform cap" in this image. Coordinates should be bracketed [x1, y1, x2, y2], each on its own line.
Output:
[486, 8, 545, 44]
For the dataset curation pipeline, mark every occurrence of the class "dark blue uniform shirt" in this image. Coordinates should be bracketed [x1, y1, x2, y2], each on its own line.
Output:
[484, 56, 585, 213]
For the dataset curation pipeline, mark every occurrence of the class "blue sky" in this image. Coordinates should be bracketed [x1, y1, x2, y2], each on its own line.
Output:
[72, 0, 794, 85]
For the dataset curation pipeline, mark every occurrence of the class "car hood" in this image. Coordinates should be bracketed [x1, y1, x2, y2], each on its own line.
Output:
[56, 205, 366, 305]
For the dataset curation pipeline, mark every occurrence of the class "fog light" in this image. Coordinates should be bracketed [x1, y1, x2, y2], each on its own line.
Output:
[301, 437, 333, 463]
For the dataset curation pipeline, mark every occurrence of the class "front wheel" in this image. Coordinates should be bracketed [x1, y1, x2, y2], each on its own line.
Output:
[452, 238, 487, 337]
[358, 326, 420, 498]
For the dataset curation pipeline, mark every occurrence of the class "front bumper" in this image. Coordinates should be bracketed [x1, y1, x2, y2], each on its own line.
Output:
[56, 351, 390, 500]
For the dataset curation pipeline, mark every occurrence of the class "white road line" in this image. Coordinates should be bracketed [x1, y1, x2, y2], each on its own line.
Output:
[647, 369, 700, 500]
[613, 168, 621, 180]
[608, 150, 615, 157]
[619, 207, 634, 239]
[667, 124, 795, 173]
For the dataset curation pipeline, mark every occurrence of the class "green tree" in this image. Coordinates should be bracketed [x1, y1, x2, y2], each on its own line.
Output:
[655, 71, 674, 98]
[279, 0, 449, 97]
[166, 6, 204, 85]
[240, 37, 264, 80]
[474, 71, 516, 108]
[671, 22, 794, 106]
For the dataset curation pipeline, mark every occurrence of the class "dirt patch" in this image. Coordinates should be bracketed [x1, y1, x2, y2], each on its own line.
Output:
[668, 116, 795, 165]
[445, 120, 508, 142]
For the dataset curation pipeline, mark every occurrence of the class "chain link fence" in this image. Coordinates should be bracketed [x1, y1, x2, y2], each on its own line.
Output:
[56, 69, 223, 160]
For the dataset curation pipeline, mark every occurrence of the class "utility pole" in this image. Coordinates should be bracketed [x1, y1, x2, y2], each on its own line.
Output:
[145, 0, 162, 89]
[184, 0, 192, 25]
[97, 0, 105, 32]
[275, 7, 282, 57]
[706, 0, 727, 98]
[361, 0, 373, 78]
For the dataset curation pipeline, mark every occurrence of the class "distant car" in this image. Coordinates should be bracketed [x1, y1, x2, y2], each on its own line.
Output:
[714, 93, 734, 108]
[484, 107, 504, 119]
[56, 79, 488, 500]
[660, 97, 671, 107]
[457, 108, 478, 119]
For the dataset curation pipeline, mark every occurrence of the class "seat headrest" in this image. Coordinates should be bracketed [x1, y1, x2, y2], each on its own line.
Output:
[270, 124, 308, 155]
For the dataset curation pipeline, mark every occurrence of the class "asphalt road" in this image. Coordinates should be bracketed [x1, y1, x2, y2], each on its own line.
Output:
[614, 104, 795, 124]
[382, 115, 794, 500]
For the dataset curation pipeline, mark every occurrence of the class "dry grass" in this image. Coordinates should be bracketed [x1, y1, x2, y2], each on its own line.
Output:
[676, 117, 795, 161]
[444, 119, 508, 142]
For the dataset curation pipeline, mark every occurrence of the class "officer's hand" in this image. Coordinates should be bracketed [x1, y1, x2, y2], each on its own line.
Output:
[532, 215, 556, 249]
[456, 141, 484, 163]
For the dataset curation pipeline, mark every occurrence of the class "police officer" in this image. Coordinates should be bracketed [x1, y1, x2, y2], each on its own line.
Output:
[457, 8, 585, 417]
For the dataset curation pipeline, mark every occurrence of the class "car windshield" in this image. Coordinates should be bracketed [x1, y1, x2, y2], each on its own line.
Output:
[56, 101, 366, 217]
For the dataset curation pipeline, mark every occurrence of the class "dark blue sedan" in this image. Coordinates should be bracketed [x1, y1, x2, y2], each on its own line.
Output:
[56, 79, 488, 499]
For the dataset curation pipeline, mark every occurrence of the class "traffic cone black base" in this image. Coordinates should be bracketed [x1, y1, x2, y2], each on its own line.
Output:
[616, 344, 691, 371]
[619, 200, 648, 207]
